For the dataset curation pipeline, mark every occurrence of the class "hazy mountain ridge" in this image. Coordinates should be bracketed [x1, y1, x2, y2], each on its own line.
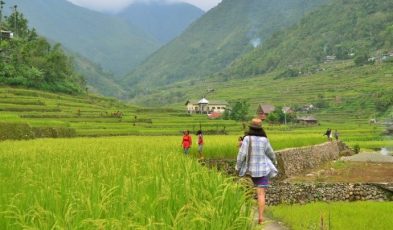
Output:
[121, 0, 328, 97]
[117, 1, 204, 43]
[226, 0, 393, 78]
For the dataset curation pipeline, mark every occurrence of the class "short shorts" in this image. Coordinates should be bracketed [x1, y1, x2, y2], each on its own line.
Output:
[251, 176, 269, 188]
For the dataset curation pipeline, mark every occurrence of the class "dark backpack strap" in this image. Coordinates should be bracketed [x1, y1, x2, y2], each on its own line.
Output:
[246, 136, 252, 174]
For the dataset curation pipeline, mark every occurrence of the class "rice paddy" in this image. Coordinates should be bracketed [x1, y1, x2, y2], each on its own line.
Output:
[1, 87, 392, 229]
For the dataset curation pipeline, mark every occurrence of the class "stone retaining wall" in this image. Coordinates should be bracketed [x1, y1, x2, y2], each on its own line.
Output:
[202, 141, 350, 178]
[276, 142, 341, 178]
[199, 142, 393, 205]
[266, 182, 392, 205]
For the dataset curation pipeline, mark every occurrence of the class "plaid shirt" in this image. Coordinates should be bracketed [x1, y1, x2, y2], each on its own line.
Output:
[236, 136, 278, 178]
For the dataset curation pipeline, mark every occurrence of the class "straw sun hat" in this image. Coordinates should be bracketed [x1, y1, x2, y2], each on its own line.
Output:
[248, 118, 262, 129]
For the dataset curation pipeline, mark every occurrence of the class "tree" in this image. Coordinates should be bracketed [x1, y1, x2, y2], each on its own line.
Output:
[0, 3, 85, 94]
[225, 100, 250, 121]
[354, 52, 370, 66]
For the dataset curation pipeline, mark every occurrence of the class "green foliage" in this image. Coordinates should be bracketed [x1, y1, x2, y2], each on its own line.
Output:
[354, 52, 371, 66]
[0, 122, 76, 140]
[0, 122, 34, 140]
[353, 144, 360, 153]
[0, 7, 85, 94]
[266, 107, 297, 124]
[0, 137, 254, 229]
[32, 126, 76, 138]
[5, 0, 160, 77]
[268, 202, 393, 230]
[228, 0, 393, 77]
[373, 89, 393, 113]
[224, 100, 250, 121]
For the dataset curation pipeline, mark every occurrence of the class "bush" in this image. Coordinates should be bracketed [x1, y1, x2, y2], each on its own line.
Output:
[0, 122, 34, 140]
[0, 122, 76, 141]
[353, 144, 360, 154]
[32, 127, 76, 138]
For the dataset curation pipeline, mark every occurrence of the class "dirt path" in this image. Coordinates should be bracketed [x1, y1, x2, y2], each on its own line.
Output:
[253, 208, 289, 230]
[341, 152, 393, 163]
[260, 217, 289, 230]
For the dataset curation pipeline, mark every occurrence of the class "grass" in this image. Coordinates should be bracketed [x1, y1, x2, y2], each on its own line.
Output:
[0, 137, 254, 229]
[267, 201, 393, 230]
[288, 161, 393, 183]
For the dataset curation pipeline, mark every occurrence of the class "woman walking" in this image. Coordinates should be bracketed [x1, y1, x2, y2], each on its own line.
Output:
[181, 130, 192, 155]
[236, 118, 278, 224]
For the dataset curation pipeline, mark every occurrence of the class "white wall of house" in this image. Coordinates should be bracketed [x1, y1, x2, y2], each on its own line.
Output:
[186, 103, 227, 114]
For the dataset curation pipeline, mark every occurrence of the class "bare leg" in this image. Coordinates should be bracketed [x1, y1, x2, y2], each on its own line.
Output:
[256, 187, 266, 224]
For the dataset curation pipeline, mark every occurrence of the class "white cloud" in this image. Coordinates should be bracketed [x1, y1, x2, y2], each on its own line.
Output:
[67, 0, 222, 12]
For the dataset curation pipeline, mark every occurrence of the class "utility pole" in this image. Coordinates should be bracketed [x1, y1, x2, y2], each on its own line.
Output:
[13, 5, 17, 37]
[0, 1, 5, 41]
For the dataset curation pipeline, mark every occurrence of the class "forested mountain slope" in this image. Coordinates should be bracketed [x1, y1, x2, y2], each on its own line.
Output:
[122, 0, 328, 96]
[117, 2, 204, 43]
[226, 0, 393, 78]
[0, 11, 85, 94]
[5, 0, 160, 76]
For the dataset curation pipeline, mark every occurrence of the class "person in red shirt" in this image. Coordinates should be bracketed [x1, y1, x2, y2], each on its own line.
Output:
[196, 130, 204, 159]
[182, 130, 192, 155]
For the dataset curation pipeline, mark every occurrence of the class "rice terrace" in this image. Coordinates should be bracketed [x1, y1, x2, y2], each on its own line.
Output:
[1, 0, 393, 229]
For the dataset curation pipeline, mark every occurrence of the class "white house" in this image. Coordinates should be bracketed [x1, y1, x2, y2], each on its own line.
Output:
[185, 98, 228, 114]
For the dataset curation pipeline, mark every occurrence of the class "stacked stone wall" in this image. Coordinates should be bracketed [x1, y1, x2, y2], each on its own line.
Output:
[202, 141, 348, 178]
[200, 142, 393, 205]
[266, 182, 392, 205]
[276, 142, 341, 178]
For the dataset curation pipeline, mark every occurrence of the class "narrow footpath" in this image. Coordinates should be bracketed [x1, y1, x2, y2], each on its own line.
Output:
[253, 208, 289, 230]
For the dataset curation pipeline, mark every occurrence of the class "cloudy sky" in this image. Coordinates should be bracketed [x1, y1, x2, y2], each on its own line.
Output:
[67, 0, 222, 12]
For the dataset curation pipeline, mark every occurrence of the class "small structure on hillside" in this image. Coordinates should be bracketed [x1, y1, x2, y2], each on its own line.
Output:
[185, 99, 228, 115]
[296, 115, 318, 125]
[257, 104, 275, 120]
[1, 30, 14, 40]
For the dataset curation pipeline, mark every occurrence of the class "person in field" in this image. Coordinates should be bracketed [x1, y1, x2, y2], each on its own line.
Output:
[236, 118, 278, 224]
[324, 128, 332, 141]
[182, 130, 192, 155]
[196, 130, 204, 159]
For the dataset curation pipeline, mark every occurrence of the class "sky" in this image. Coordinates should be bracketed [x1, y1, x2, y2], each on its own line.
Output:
[67, 0, 222, 12]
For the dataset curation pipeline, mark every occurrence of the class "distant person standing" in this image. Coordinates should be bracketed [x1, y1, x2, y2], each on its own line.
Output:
[334, 129, 339, 141]
[236, 118, 278, 224]
[324, 128, 332, 141]
[182, 130, 192, 155]
[196, 130, 204, 159]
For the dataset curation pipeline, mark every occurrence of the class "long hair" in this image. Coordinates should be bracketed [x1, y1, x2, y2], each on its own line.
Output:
[247, 126, 267, 138]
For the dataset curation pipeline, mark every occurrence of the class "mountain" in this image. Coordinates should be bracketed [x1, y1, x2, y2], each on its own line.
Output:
[117, 2, 204, 44]
[122, 0, 328, 96]
[69, 53, 126, 98]
[226, 0, 393, 78]
[5, 0, 160, 77]
[124, 0, 393, 120]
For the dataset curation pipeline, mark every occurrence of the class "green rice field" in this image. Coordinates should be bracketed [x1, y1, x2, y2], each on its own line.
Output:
[0, 137, 254, 229]
[1, 87, 392, 229]
[268, 202, 393, 230]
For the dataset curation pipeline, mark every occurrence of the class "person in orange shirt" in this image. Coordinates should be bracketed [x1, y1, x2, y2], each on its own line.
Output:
[182, 130, 192, 155]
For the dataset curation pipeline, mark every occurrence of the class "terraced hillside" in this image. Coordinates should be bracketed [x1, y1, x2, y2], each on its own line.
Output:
[0, 87, 242, 138]
[132, 61, 393, 124]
